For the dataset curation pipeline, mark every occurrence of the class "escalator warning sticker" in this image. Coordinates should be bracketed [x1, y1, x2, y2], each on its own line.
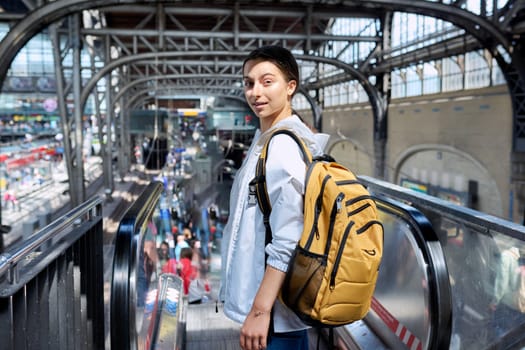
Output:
[370, 297, 422, 350]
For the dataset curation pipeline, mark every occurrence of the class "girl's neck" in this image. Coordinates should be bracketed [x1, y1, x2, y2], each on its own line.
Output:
[260, 109, 293, 133]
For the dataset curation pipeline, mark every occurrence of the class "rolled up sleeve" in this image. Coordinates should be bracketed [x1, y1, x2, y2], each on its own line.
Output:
[263, 134, 306, 272]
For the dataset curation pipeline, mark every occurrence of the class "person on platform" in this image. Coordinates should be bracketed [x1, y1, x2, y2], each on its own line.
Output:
[174, 233, 190, 261]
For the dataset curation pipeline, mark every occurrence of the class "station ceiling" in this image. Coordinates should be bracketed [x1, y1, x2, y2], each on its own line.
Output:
[2, 0, 525, 205]
[0, 1, 523, 108]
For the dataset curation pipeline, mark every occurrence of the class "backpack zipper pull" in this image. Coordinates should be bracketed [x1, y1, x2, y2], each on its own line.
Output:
[336, 194, 343, 212]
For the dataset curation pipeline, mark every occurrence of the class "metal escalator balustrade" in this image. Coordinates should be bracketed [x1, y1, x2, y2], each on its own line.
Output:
[0, 195, 105, 350]
[332, 190, 452, 350]
[110, 181, 184, 350]
[359, 176, 525, 350]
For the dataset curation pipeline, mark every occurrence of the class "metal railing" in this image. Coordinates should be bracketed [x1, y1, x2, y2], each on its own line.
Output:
[0, 195, 104, 349]
[147, 273, 185, 350]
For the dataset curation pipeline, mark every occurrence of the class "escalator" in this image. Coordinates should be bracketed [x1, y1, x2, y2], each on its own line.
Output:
[109, 176, 525, 350]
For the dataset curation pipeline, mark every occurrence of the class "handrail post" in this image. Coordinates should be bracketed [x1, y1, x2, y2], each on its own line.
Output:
[7, 261, 17, 285]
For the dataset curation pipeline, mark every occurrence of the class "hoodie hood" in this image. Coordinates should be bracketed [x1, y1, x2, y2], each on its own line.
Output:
[256, 115, 330, 157]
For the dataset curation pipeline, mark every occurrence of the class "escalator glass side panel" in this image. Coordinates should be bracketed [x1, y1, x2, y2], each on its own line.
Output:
[373, 209, 431, 349]
[361, 196, 452, 350]
[360, 176, 525, 350]
[426, 215, 525, 350]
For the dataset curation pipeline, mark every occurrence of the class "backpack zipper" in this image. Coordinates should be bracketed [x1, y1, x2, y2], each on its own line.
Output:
[335, 179, 360, 186]
[345, 194, 373, 206]
[324, 192, 345, 255]
[305, 174, 332, 248]
[356, 220, 383, 235]
[347, 202, 371, 217]
[330, 221, 354, 290]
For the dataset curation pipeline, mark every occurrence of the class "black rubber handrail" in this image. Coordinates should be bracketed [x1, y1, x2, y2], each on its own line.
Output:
[374, 194, 453, 350]
[359, 175, 525, 240]
[110, 181, 164, 350]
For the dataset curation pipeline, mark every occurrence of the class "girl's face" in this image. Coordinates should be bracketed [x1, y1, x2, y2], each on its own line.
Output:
[243, 59, 297, 132]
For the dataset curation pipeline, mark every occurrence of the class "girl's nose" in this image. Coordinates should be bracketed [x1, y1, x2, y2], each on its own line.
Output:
[251, 81, 262, 96]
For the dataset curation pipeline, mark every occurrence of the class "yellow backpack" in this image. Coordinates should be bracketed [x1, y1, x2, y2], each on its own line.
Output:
[252, 129, 384, 327]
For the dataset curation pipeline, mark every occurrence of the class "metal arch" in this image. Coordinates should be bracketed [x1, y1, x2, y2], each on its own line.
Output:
[79, 51, 385, 134]
[297, 86, 322, 131]
[298, 54, 386, 141]
[121, 87, 246, 108]
[111, 74, 241, 103]
[296, 54, 387, 178]
[126, 93, 153, 111]
[0, 0, 109, 81]
[79, 51, 246, 111]
[355, 0, 510, 52]
[116, 77, 306, 115]
[0, 0, 513, 85]
[123, 87, 244, 111]
[112, 74, 246, 105]
[123, 88, 233, 111]
[79, 50, 381, 108]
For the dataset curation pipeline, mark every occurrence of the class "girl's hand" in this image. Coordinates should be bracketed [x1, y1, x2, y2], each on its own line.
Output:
[239, 309, 270, 350]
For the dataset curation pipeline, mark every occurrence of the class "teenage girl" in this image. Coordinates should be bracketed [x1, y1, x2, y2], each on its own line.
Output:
[220, 46, 329, 350]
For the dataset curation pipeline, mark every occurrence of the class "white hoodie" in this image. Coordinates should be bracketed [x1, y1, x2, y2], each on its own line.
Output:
[220, 115, 330, 332]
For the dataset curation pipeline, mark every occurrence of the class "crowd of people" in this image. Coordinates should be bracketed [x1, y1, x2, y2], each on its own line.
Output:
[141, 201, 219, 306]
[159, 237, 211, 304]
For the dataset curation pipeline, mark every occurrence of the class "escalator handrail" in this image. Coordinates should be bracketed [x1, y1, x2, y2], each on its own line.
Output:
[110, 181, 164, 350]
[359, 175, 525, 240]
[372, 193, 453, 350]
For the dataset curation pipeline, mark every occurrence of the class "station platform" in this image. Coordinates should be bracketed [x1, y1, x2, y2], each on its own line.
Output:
[2, 156, 105, 247]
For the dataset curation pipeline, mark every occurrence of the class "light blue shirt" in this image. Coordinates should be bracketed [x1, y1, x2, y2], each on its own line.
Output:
[220, 115, 329, 332]
[174, 239, 190, 261]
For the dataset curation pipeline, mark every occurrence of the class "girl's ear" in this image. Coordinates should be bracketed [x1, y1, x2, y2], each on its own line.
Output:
[287, 80, 297, 96]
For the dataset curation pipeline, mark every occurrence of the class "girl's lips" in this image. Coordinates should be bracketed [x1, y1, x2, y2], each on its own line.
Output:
[253, 102, 267, 109]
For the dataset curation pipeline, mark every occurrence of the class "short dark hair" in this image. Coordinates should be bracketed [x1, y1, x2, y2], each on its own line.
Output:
[243, 45, 300, 94]
[180, 247, 193, 260]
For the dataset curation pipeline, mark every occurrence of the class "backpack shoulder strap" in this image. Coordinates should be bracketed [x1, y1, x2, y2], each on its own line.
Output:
[252, 129, 312, 241]
[250, 129, 313, 338]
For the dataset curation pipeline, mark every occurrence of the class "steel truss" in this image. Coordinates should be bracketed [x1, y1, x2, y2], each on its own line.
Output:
[0, 0, 523, 209]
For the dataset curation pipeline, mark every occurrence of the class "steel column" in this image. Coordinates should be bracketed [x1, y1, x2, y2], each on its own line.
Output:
[104, 55, 115, 196]
[71, 13, 86, 206]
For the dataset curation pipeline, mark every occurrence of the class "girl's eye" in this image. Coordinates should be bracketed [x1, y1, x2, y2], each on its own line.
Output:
[243, 81, 253, 87]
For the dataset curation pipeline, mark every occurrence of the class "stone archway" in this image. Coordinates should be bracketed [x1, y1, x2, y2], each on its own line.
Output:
[327, 139, 374, 177]
[394, 144, 503, 217]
